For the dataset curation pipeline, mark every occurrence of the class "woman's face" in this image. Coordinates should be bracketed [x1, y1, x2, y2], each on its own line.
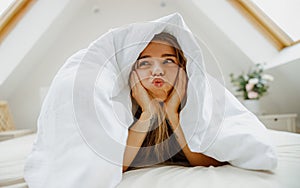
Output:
[134, 40, 180, 101]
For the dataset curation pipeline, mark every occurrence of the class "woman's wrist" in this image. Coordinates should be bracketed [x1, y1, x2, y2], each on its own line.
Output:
[166, 110, 179, 120]
[166, 112, 180, 130]
[140, 111, 153, 120]
[129, 112, 153, 133]
[165, 104, 179, 117]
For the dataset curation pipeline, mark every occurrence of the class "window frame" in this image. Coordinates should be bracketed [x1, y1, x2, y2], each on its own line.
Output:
[234, 0, 299, 50]
[0, 0, 34, 42]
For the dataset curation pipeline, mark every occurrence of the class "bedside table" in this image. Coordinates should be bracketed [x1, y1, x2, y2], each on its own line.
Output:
[258, 114, 298, 133]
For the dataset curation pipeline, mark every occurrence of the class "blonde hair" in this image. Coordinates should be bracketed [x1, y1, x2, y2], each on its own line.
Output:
[130, 32, 187, 163]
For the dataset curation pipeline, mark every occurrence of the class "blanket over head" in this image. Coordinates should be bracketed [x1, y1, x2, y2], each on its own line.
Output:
[24, 13, 277, 188]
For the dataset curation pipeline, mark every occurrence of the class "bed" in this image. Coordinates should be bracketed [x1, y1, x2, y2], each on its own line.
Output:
[0, 130, 299, 188]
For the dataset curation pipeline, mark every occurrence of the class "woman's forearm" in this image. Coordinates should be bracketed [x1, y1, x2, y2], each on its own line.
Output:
[122, 112, 152, 172]
[167, 113, 227, 167]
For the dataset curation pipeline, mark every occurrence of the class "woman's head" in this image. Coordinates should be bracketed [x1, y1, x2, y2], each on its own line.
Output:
[132, 32, 187, 102]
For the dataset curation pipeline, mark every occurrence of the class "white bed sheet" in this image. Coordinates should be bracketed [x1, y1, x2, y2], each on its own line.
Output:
[0, 130, 299, 188]
[0, 134, 35, 188]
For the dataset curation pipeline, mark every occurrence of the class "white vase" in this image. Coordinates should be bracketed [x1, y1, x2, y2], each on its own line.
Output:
[242, 100, 262, 115]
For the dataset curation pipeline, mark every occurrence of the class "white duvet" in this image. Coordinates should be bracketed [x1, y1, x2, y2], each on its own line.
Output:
[24, 13, 277, 188]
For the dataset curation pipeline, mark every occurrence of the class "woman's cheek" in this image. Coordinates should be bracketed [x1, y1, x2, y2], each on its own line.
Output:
[136, 73, 149, 89]
[166, 75, 177, 86]
[136, 70, 148, 81]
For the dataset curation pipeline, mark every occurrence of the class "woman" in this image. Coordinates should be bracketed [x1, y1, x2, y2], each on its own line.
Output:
[122, 32, 226, 172]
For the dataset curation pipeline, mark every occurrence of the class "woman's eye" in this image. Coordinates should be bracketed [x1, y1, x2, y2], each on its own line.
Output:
[163, 59, 176, 64]
[138, 61, 150, 67]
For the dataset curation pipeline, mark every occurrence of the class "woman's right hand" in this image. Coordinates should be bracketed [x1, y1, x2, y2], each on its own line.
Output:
[130, 71, 158, 115]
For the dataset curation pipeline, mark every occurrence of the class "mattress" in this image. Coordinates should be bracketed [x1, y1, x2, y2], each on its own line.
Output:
[0, 130, 299, 188]
[0, 134, 35, 188]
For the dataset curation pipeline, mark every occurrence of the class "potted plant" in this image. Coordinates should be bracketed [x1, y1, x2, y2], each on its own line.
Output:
[230, 64, 274, 114]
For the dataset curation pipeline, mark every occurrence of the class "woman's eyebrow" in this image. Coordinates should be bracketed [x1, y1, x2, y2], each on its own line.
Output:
[137, 54, 176, 60]
[137, 55, 151, 60]
[161, 54, 176, 57]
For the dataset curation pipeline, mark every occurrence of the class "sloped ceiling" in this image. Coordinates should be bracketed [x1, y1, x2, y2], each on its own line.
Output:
[0, 0, 85, 99]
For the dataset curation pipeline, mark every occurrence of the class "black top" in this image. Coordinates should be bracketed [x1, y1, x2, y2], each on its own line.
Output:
[127, 113, 191, 171]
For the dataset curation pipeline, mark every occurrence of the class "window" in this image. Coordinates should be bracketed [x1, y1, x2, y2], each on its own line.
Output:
[0, 0, 33, 42]
[234, 0, 300, 49]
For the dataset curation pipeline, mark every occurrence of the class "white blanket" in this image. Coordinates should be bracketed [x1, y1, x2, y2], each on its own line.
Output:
[24, 13, 277, 188]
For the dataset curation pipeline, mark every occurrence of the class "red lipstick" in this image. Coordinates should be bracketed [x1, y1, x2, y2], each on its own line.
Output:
[152, 78, 164, 87]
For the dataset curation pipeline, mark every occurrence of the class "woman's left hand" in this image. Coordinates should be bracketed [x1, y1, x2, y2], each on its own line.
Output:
[164, 68, 187, 118]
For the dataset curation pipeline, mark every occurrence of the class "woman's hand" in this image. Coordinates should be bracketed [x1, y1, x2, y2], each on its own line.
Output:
[130, 70, 158, 115]
[164, 68, 187, 118]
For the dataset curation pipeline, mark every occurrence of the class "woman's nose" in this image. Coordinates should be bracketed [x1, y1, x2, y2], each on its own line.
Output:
[152, 63, 165, 76]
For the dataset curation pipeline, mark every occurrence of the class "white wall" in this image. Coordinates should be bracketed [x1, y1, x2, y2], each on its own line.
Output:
[264, 59, 300, 128]
[0, 0, 74, 87]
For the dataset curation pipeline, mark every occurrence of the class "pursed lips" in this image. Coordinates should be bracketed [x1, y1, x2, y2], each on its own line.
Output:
[152, 78, 164, 83]
[152, 78, 165, 87]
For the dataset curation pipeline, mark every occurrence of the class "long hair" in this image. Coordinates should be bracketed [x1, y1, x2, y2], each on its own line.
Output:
[129, 32, 187, 164]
